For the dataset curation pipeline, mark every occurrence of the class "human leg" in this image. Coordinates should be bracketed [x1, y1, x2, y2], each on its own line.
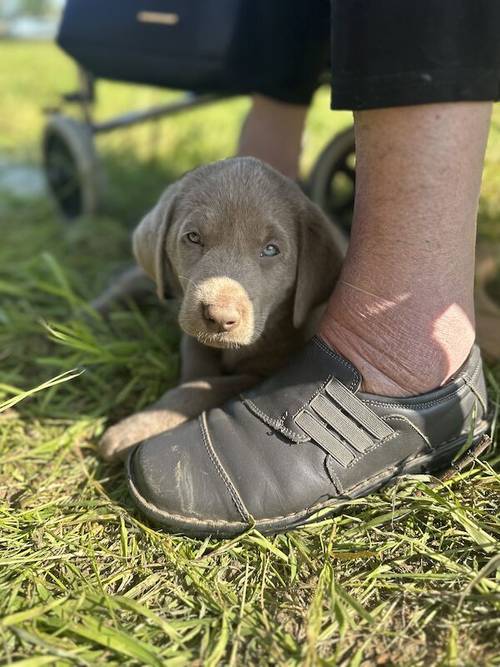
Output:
[125, 1, 499, 536]
[319, 0, 500, 396]
[320, 102, 492, 396]
[237, 94, 308, 181]
[125, 100, 493, 535]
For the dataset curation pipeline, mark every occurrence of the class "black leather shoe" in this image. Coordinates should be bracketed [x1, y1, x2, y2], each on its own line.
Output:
[127, 337, 490, 538]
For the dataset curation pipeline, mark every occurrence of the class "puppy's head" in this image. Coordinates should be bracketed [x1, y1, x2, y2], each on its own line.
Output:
[133, 157, 344, 349]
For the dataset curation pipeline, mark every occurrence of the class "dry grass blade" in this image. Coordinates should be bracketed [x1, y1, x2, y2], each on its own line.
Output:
[0, 40, 499, 666]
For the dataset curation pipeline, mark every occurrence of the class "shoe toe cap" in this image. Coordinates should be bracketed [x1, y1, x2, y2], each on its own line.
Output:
[127, 418, 246, 530]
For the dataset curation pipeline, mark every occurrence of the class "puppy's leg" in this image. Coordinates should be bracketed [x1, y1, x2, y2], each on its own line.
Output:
[99, 374, 258, 462]
[179, 335, 222, 382]
[91, 266, 155, 316]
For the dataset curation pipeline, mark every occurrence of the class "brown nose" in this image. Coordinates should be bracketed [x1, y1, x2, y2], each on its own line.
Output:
[202, 303, 240, 332]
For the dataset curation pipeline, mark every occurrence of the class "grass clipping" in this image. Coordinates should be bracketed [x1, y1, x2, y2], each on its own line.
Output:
[0, 252, 499, 666]
[0, 39, 500, 664]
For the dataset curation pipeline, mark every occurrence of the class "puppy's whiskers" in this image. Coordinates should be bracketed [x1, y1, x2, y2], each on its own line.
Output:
[195, 329, 243, 350]
[177, 274, 200, 290]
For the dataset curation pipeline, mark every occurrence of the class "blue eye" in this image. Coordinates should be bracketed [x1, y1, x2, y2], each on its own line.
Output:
[186, 231, 202, 244]
[261, 243, 280, 257]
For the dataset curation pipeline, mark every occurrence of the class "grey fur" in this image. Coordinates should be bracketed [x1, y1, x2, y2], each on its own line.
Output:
[99, 157, 344, 461]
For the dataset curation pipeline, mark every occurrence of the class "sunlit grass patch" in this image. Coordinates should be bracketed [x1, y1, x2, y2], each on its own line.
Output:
[0, 41, 499, 665]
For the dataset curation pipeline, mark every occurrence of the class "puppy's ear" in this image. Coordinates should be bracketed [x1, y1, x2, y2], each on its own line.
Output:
[132, 183, 181, 300]
[293, 199, 346, 329]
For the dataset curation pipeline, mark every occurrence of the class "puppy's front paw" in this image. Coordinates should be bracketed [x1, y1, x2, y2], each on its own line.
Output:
[99, 409, 188, 462]
[99, 416, 147, 463]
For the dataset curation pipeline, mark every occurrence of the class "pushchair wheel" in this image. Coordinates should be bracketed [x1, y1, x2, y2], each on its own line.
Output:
[43, 114, 105, 219]
[308, 125, 355, 237]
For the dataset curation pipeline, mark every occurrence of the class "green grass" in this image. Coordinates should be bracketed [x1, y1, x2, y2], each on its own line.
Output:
[1, 41, 500, 666]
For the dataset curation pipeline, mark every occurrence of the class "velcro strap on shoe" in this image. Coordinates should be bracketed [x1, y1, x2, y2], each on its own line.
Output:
[324, 378, 394, 440]
[294, 378, 394, 466]
[309, 394, 373, 452]
[295, 410, 356, 466]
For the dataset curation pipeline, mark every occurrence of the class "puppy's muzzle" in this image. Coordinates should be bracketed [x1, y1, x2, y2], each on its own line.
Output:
[179, 277, 255, 348]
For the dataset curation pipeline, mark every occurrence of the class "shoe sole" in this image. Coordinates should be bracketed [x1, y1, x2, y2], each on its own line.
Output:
[127, 423, 491, 539]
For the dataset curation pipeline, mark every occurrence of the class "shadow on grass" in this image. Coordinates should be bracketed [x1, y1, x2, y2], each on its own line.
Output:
[98, 129, 229, 225]
[102, 151, 178, 226]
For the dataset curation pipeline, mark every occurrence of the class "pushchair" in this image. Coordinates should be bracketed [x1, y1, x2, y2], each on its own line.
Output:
[42, 0, 356, 239]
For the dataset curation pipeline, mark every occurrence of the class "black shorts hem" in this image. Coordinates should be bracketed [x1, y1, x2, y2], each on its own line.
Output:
[331, 67, 500, 110]
[252, 81, 321, 106]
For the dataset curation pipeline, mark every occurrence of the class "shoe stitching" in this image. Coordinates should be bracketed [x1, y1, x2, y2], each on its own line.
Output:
[291, 375, 333, 422]
[448, 347, 480, 385]
[312, 336, 360, 391]
[382, 415, 432, 450]
[199, 412, 252, 523]
[244, 374, 347, 440]
[362, 384, 469, 410]
[193, 345, 483, 528]
[324, 461, 344, 494]
[463, 376, 488, 414]
[464, 351, 483, 385]
[242, 397, 309, 442]
[241, 338, 361, 440]
[361, 349, 483, 412]
[246, 374, 403, 467]
[243, 348, 476, 475]
[129, 431, 485, 529]
[346, 430, 399, 468]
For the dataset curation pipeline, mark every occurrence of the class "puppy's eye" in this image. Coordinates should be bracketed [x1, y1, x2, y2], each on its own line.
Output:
[261, 243, 280, 257]
[186, 231, 202, 245]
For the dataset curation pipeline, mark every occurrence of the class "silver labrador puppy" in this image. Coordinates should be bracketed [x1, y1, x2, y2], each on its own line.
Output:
[100, 157, 344, 461]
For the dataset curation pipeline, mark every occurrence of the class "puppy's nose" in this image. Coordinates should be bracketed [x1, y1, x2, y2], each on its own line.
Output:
[202, 303, 240, 332]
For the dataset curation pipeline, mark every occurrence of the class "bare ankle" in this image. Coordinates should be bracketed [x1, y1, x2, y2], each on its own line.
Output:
[319, 284, 476, 397]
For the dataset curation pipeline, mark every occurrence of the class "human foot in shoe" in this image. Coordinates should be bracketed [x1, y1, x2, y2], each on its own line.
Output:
[126, 337, 489, 538]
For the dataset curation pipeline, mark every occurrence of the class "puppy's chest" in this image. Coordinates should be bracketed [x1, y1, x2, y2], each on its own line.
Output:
[220, 329, 304, 377]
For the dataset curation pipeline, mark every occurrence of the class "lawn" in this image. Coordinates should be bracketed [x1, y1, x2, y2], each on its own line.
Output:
[0, 41, 499, 666]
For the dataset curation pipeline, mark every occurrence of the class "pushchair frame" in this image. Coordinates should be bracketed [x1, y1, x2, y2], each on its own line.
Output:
[42, 65, 356, 238]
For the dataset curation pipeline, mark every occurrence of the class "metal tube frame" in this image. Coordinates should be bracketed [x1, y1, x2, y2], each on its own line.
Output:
[92, 91, 229, 134]
[52, 66, 333, 137]
[59, 66, 232, 136]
